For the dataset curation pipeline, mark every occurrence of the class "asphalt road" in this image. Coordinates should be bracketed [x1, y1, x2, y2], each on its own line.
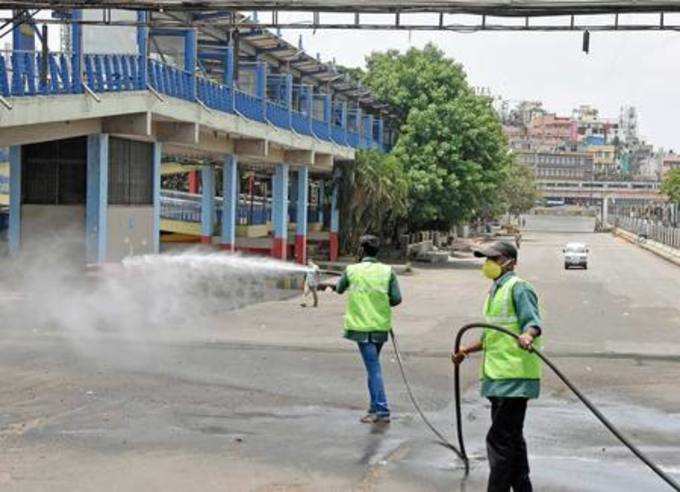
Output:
[0, 227, 679, 491]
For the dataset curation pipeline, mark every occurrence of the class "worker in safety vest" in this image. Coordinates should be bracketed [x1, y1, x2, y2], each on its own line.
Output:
[329, 234, 402, 424]
[452, 240, 542, 492]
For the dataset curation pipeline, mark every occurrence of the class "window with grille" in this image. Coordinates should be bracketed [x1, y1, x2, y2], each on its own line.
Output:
[21, 137, 87, 205]
[108, 138, 153, 205]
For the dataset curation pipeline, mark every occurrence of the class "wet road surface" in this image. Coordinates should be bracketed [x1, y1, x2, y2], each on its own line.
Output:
[0, 229, 679, 491]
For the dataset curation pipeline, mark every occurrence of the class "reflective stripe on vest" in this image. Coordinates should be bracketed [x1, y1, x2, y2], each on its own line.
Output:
[344, 262, 392, 332]
[482, 276, 542, 380]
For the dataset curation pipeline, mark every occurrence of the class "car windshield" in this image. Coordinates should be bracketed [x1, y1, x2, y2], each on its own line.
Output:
[566, 244, 587, 253]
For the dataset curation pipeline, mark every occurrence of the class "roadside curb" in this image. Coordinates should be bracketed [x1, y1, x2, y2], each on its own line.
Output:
[612, 228, 680, 267]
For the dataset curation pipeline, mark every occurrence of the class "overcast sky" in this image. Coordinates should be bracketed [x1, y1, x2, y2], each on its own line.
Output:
[280, 14, 680, 151]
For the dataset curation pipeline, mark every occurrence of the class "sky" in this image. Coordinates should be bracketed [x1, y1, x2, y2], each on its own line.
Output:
[277, 14, 680, 151]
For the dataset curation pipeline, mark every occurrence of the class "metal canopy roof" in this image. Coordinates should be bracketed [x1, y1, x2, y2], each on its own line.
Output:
[4, 0, 680, 15]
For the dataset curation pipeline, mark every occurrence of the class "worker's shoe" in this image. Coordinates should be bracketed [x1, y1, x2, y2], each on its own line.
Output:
[360, 413, 390, 424]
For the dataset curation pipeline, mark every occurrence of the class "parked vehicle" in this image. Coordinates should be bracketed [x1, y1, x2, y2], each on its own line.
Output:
[563, 242, 589, 269]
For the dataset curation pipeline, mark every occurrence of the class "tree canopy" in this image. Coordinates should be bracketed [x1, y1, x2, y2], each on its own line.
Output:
[336, 43, 529, 245]
[338, 150, 409, 251]
[661, 168, 680, 204]
[362, 44, 512, 229]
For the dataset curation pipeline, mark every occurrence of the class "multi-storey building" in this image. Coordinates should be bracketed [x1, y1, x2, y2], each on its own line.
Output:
[527, 114, 576, 152]
[516, 151, 594, 181]
[662, 152, 680, 177]
[586, 145, 617, 175]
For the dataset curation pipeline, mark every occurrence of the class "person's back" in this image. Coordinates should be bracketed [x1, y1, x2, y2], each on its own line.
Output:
[344, 261, 393, 333]
[333, 235, 402, 424]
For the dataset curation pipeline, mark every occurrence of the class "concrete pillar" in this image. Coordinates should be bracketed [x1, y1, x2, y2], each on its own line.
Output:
[137, 11, 149, 88]
[184, 28, 197, 100]
[330, 174, 340, 262]
[86, 134, 109, 263]
[271, 163, 289, 260]
[602, 196, 609, 226]
[152, 142, 161, 254]
[285, 73, 293, 128]
[295, 166, 309, 264]
[188, 171, 199, 194]
[8, 146, 21, 256]
[256, 61, 267, 121]
[324, 94, 332, 134]
[221, 155, 238, 251]
[303, 86, 313, 132]
[224, 46, 234, 111]
[71, 10, 83, 94]
[318, 179, 325, 226]
[200, 165, 215, 244]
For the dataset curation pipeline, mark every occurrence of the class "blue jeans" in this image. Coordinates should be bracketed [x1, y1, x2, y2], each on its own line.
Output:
[357, 342, 389, 416]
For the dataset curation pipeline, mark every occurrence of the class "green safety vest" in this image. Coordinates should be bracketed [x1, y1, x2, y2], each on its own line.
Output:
[344, 261, 393, 332]
[482, 276, 542, 381]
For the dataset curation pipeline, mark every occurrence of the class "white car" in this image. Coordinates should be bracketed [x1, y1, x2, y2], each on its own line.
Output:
[563, 242, 589, 270]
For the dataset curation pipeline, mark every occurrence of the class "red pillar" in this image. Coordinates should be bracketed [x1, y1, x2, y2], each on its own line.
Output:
[329, 233, 339, 262]
[295, 235, 307, 264]
[188, 170, 199, 194]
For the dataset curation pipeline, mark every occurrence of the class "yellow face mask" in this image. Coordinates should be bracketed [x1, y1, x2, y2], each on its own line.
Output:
[482, 259, 503, 280]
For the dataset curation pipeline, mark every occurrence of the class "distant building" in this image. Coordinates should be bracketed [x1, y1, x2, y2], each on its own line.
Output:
[517, 151, 594, 181]
[508, 101, 545, 128]
[503, 125, 530, 151]
[527, 114, 576, 152]
[586, 145, 617, 175]
[573, 105, 620, 148]
[619, 106, 639, 144]
[662, 152, 680, 177]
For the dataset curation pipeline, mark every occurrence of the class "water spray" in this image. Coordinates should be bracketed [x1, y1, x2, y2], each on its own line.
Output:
[390, 323, 680, 490]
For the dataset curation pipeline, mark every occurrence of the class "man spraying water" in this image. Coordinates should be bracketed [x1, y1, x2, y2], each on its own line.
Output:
[327, 235, 402, 424]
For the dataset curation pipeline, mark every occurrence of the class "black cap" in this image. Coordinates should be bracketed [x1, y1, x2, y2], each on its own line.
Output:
[473, 240, 518, 261]
[359, 234, 380, 250]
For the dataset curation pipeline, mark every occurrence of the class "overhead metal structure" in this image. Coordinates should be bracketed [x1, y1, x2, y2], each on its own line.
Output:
[3, 1, 680, 14]
[4, 1, 680, 31]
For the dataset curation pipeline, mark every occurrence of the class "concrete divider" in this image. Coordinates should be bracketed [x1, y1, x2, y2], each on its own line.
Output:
[613, 227, 680, 267]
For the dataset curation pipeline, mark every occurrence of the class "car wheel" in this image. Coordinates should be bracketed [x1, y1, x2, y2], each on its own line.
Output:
[564, 263, 569, 270]
[584, 264, 588, 270]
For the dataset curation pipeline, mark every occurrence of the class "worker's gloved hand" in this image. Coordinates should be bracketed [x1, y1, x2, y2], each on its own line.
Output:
[451, 350, 467, 365]
[517, 333, 534, 351]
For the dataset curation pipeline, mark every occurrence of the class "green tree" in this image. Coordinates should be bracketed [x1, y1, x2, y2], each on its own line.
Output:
[361, 44, 510, 229]
[661, 168, 680, 204]
[338, 150, 409, 252]
[499, 161, 540, 216]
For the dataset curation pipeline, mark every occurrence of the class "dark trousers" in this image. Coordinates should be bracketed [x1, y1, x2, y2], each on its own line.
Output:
[486, 397, 532, 492]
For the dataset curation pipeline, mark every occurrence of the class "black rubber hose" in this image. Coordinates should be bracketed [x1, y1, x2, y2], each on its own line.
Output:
[389, 332, 468, 469]
[453, 322, 680, 492]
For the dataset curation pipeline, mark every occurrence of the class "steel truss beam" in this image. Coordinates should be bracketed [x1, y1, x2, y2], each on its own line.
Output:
[3, 14, 680, 32]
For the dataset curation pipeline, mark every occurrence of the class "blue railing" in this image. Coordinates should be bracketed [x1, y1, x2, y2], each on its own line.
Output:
[0, 50, 386, 152]
[148, 58, 193, 100]
[234, 89, 264, 122]
[160, 191, 272, 226]
[197, 76, 232, 113]
[266, 101, 289, 129]
[331, 125, 346, 145]
[291, 111, 310, 135]
[312, 119, 329, 140]
[85, 54, 145, 93]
